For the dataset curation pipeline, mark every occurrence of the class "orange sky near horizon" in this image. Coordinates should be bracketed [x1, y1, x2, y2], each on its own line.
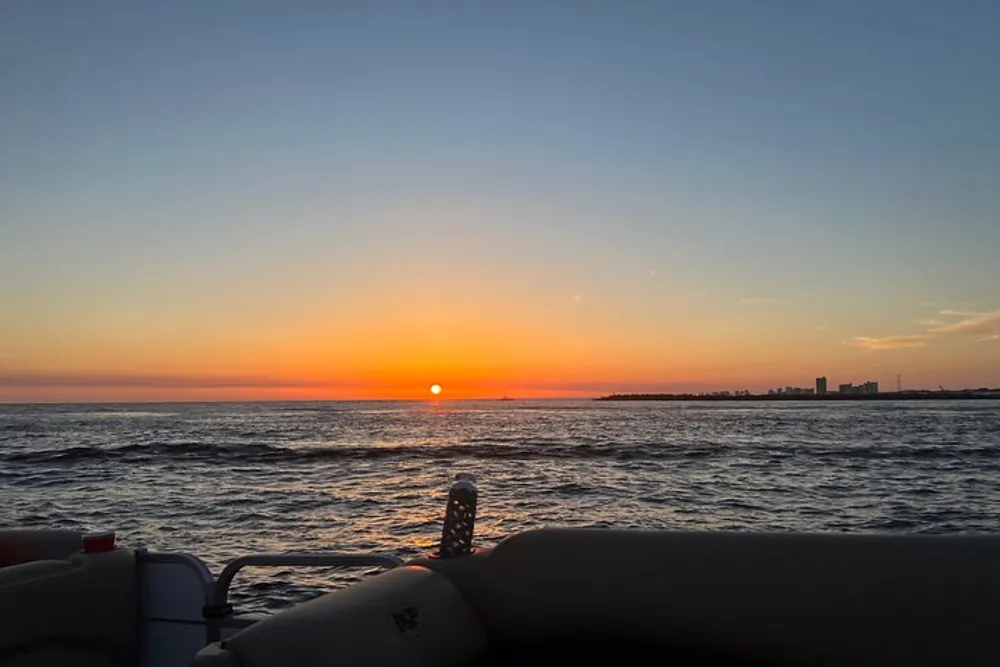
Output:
[3, 252, 998, 402]
[3, 302, 996, 403]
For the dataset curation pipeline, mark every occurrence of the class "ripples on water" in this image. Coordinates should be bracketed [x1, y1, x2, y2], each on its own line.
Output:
[3, 400, 1000, 612]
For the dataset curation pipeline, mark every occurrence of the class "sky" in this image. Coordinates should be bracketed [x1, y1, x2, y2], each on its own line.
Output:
[1, 0, 999, 402]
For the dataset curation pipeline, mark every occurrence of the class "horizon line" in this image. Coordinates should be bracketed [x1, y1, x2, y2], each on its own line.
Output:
[0, 397, 593, 407]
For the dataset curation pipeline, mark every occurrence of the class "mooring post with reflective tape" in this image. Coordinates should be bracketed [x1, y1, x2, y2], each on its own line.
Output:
[438, 473, 478, 558]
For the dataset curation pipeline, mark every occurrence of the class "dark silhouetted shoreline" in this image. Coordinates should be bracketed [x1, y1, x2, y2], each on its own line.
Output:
[597, 390, 1000, 402]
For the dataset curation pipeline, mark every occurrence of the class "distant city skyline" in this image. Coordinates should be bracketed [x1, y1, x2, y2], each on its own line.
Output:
[1, 2, 998, 402]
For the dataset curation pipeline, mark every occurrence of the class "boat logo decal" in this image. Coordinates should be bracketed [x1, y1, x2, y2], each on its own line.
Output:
[392, 605, 420, 634]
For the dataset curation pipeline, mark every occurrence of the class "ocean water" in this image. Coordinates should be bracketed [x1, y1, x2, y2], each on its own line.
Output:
[3, 399, 1000, 612]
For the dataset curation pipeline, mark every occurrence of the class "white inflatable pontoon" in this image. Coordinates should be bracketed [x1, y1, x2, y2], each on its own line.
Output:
[3, 476, 998, 666]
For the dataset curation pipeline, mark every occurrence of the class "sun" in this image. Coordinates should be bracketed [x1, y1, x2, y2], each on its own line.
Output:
[430, 384, 442, 396]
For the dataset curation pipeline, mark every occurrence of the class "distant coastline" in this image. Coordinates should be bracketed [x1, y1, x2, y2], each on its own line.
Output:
[597, 389, 1000, 402]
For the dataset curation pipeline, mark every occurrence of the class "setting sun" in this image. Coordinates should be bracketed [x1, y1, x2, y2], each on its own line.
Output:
[430, 384, 442, 396]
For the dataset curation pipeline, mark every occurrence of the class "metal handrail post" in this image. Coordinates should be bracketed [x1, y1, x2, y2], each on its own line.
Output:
[205, 552, 403, 642]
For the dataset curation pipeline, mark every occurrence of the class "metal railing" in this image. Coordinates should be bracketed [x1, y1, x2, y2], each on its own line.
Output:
[206, 552, 404, 642]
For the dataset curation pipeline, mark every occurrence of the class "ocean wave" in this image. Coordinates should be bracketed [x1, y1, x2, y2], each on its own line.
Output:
[4, 439, 999, 466]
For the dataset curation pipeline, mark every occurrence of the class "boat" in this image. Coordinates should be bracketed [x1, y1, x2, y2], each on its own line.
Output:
[3, 474, 999, 666]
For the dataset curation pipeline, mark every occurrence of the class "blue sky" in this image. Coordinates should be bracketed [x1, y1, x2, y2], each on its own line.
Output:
[1, 1, 998, 399]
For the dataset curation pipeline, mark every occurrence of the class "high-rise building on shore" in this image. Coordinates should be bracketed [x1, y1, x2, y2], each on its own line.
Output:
[816, 377, 828, 395]
[838, 381, 880, 396]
